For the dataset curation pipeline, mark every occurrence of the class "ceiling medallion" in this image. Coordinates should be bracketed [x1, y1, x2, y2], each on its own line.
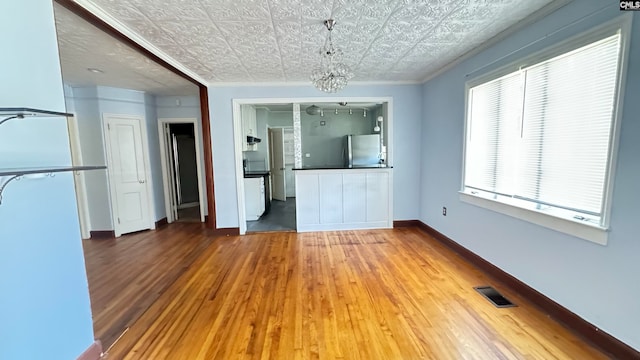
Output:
[310, 19, 354, 93]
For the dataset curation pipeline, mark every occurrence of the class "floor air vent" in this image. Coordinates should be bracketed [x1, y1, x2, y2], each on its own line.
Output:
[474, 286, 516, 308]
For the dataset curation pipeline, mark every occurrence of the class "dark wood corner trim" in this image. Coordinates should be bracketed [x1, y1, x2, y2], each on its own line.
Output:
[211, 227, 240, 237]
[90, 230, 115, 239]
[155, 217, 168, 228]
[413, 221, 639, 360]
[200, 86, 216, 230]
[76, 340, 102, 360]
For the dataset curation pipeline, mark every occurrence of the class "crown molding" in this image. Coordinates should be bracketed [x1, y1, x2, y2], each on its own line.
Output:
[207, 80, 421, 88]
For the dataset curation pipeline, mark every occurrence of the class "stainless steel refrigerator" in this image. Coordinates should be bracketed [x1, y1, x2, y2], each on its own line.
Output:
[344, 134, 381, 168]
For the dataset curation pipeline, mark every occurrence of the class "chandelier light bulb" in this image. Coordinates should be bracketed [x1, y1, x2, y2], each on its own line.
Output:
[310, 19, 354, 93]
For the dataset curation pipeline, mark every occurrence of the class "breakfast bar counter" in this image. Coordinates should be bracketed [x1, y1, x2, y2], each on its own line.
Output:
[293, 167, 393, 232]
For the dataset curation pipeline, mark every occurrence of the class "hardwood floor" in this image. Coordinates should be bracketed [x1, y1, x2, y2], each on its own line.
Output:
[96, 226, 609, 359]
[82, 222, 214, 349]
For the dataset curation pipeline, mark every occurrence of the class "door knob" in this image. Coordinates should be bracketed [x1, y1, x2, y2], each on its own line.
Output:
[139, 180, 145, 184]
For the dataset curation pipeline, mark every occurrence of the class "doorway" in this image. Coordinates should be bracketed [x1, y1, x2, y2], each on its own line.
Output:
[158, 118, 206, 223]
[245, 125, 297, 232]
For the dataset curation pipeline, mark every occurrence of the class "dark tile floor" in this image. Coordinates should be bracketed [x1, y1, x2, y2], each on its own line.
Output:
[247, 197, 296, 232]
[177, 205, 201, 223]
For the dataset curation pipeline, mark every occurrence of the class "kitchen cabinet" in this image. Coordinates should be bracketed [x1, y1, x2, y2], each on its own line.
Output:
[244, 176, 265, 221]
[241, 104, 257, 151]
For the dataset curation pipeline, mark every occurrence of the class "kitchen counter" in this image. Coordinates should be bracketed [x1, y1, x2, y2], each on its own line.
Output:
[295, 167, 393, 232]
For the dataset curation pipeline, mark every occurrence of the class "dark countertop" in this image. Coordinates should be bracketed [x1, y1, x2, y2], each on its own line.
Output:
[244, 171, 270, 178]
[293, 165, 392, 170]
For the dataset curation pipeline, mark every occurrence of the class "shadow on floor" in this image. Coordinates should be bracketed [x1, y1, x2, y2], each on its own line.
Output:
[247, 197, 296, 232]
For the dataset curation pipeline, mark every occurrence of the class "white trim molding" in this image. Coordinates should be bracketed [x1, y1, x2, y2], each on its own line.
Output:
[232, 97, 394, 235]
[460, 192, 608, 245]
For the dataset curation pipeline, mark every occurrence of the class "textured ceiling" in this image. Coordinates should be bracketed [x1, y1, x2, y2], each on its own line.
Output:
[54, 4, 199, 96]
[75, 0, 558, 85]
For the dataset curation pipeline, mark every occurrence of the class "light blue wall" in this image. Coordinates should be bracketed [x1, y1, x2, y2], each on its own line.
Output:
[420, 1, 639, 350]
[157, 95, 201, 119]
[208, 84, 423, 227]
[145, 93, 164, 219]
[69, 86, 112, 230]
[68, 86, 166, 228]
[0, 0, 95, 358]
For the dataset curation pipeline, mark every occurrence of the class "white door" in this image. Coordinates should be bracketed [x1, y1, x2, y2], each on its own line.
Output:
[284, 128, 296, 197]
[104, 114, 152, 236]
[269, 128, 286, 201]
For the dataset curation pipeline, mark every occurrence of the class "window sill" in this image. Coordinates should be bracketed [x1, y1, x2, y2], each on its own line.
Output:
[459, 191, 608, 245]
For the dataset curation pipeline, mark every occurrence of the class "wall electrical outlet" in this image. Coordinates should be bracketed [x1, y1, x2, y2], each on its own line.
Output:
[442, 207, 447, 216]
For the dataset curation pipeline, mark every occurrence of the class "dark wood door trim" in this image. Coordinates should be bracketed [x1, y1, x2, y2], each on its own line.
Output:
[54, 0, 217, 229]
[199, 86, 216, 229]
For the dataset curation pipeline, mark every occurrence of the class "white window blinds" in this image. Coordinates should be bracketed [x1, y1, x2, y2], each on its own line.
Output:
[464, 33, 621, 223]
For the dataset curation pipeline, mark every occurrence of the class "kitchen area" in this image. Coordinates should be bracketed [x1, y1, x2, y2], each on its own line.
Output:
[241, 104, 296, 232]
[238, 99, 392, 233]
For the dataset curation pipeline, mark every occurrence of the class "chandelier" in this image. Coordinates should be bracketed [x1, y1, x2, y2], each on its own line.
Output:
[310, 19, 354, 93]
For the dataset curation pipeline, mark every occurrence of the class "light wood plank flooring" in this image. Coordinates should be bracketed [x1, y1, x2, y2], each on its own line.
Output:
[83, 222, 214, 348]
[91, 225, 608, 359]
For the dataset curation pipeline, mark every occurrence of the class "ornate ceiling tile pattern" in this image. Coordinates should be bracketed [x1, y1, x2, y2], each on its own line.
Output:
[54, 4, 199, 95]
[81, 0, 555, 84]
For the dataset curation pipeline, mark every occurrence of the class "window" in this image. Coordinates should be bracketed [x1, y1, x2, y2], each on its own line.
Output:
[461, 25, 627, 245]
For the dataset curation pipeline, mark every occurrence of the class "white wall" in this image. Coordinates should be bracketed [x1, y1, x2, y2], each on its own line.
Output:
[208, 84, 423, 228]
[420, 1, 639, 350]
[0, 0, 95, 358]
